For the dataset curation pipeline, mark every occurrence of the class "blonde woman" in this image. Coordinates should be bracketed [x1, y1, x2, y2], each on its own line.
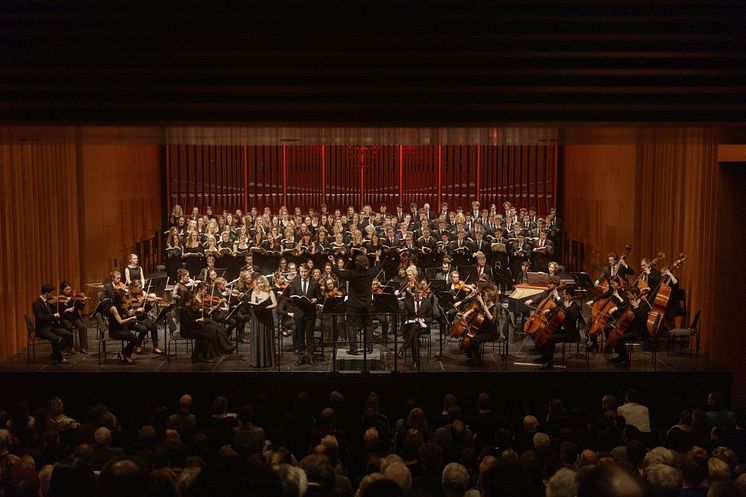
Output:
[249, 275, 278, 368]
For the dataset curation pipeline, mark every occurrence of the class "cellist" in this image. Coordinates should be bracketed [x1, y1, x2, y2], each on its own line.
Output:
[533, 287, 580, 369]
[586, 276, 629, 351]
[609, 287, 650, 366]
[464, 286, 499, 367]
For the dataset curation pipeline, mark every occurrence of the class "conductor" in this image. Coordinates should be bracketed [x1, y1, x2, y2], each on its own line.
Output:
[330, 250, 381, 355]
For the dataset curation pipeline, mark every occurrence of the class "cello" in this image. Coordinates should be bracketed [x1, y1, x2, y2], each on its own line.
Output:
[523, 287, 566, 347]
[588, 276, 625, 336]
[450, 289, 491, 352]
[646, 254, 686, 337]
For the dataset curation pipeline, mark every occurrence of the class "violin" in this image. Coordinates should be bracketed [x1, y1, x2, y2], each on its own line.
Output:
[326, 287, 343, 298]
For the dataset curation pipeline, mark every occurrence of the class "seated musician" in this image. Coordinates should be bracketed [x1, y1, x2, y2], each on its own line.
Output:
[233, 270, 256, 344]
[609, 287, 651, 366]
[594, 252, 634, 287]
[197, 254, 217, 283]
[636, 258, 661, 296]
[211, 277, 236, 337]
[128, 279, 161, 355]
[432, 257, 453, 285]
[107, 289, 141, 364]
[464, 286, 500, 367]
[398, 283, 434, 370]
[586, 276, 629, 350]
[59, 281, 89, 354]
[450, 271, 474, 306]
[172, 268, 192, 309]
[33, 284, 75, 364]
[524, 275, 562, 309]
[178, 283, 235, 363]
[319, 276, 347, 343]
[534, 287, 580, 369]
[101, 271, 125, 300]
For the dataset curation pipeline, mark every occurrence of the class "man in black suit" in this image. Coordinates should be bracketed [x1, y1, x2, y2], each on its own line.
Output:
[399, 284, 433, 370]
[474, 251, 494, 284]
[288, 264, 321, 365]
[32, 283, 73, 364]
[331, 251, 381, 355]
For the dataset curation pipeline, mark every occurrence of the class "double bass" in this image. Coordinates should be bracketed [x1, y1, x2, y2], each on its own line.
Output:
[646, 254, 686, 337]
[523, 288, 566, 347]
[598, 244, 632, 291]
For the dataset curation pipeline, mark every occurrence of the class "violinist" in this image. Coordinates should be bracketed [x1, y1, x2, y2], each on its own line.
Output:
[319, 277, 347, 344]
[59, 281, 89, 354]
[594, 252, 634, 288]
[233, 270, 256, 344]
[178, 283, 235, 363]
[124, 253, 146, 287]
[197, 255, 217, 284]
[107, 289, 141, 364]
[172, 268, 192, 309]
[211, 277, 236, 337]
[398, 283, 434, 370]
[533, 287, 580, 369]
[609, 287, 650, 366]
[127, 279, 162, 355]
[464, 286, 499, 367]
[449, 271, 473, 303]
[101, 271, 125, 300]
[32, 284, 74, 364]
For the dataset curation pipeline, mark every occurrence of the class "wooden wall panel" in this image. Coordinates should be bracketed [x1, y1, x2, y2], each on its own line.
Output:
[81, 145, 162, 286]
[0, 144, 81, 359]
[562, 144, 638, 276]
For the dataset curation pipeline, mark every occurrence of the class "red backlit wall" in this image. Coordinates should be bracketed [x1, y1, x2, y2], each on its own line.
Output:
[166, 145, 557, 215]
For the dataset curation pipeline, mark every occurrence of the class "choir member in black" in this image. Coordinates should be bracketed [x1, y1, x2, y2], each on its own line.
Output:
[398, 283, 434, 370]
[248, 275, 277, 368]
[165, 232, 183, 281]
[330, 251, 382, 355]
[288, 263, 322, 365]
[635, 258, 661, 297]
[107, 289, 141, 364]
[489, 230, 510, 271]
[464, 287, 500, 367]
[416, 227, 437, 268]
[58, 281, 88, 353]
[128, 279, 161, 354]
[594, 252, 634, 287]
[534, 288, 580, 369]
[448, 230, 473, 267]
[510, 234, 531, 285]
[610, 287, 650, 366]
[531, 230, 554, 272]
[472, 230, 490, 257]
[179, 283, 235, 363]
[474, 252, 493, 284]
[33, 284, 74, 364]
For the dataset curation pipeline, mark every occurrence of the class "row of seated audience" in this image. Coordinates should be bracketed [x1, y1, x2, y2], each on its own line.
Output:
[0, 388, 744, 497]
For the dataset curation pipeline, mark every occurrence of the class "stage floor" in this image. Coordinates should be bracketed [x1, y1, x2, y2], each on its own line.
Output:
[0, 325, 726, 375]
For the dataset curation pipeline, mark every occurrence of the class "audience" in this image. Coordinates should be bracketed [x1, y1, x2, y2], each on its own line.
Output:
[0, 389, 743, 497]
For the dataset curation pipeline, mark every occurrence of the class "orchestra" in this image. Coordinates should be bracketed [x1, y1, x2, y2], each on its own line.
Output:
[33, 200, 690, 371]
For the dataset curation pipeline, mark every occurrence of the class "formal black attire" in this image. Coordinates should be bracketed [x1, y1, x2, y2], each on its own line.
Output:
[596, 263, 634, 286]
[531, 238, 554, 272]
[465, 299, 499, 364]
[400, 296, 433, 366]
[60, 298, 88, 351]
[32, 297, 73, 362]
[249, 294, 276, 368]
[332, 261, 380, 353]
[537, 299, 581, 366]
[106, 306, 139, 358]
[178, 304, 234, 362]
[287, 276, 322, 358]
[614, 299, 651, 362]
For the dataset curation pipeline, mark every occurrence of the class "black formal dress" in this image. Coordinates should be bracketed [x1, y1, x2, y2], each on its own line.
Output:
[249, 293, 276, 368]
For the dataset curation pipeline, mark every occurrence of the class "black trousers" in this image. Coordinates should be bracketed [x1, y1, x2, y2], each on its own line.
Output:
[403, 323, 429, 360]
[108, 328, 140, 357]
[62, 316, 87, 349]
[538, 332, 571, 364]
[615, 330, 643, 361]
[346, 303, 372, 350]
[133, 317, 157, 349]
[36, 327, 73, 361]
[468, 330, 500, 360]
[294, 311, 317, 354]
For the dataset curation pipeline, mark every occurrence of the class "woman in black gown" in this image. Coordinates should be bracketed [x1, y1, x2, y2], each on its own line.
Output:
[179, 283, 235, 363]
[248, 275, 277, 368]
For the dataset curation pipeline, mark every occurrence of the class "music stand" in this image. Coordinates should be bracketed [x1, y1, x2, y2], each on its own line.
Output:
[428, 280, 447, 294]
[572, 272, 595, 290]
[457, 266, 478, 284]
[91, 298, 111, 317]
[148, 276, 169, 295]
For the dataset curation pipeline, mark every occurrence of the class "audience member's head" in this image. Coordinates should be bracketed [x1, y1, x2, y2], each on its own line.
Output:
[546, 467, 577, 497]
[382, 461, 412, 492]
[442, 462, 469, 497]
[577, 463, 643, 497]
[479, 459, 532, 497]
[97, 456, 150, 497]
[681, 448, 710, 488]
[645, 463, 682, 497]
[275, 464, 308, 497]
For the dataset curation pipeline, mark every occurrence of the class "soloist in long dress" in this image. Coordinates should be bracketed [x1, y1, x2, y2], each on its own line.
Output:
[250, 293, 276, 367]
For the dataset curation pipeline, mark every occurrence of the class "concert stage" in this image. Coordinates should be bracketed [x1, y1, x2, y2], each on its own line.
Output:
[0, 327, 732, 426]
